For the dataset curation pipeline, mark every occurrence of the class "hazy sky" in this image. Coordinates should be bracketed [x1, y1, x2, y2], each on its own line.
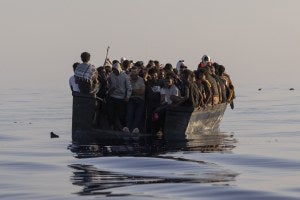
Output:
[0, 0, 299, 89]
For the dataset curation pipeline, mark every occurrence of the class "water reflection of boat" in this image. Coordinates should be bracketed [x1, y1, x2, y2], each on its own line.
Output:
[69, 151, 239, 196]
[72, 92, 227, 145]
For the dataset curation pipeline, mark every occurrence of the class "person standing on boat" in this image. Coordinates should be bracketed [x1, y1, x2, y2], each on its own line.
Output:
[145, 68, 161, 134]
[74, 52, 99, 96]
[69, 62, 80, 93]
[123, 65, 145, 133]
[107, 62, 132, 130]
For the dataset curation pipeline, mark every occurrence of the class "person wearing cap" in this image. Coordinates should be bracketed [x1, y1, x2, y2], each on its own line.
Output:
[74, 52, 99, 96]
[107, 62, 132, 130]
[198, 55, 212, 70]
[120, 57, 127, 64]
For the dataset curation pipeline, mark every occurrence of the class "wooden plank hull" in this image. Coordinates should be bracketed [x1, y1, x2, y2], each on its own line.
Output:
[72, 93, 227, 144]
[164, 104, 227, 141]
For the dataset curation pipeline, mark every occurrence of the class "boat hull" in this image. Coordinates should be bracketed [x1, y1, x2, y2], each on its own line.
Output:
[72, 93, 227, 144]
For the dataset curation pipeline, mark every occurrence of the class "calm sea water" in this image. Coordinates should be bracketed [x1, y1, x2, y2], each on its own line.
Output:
[0, 85, 299, 200]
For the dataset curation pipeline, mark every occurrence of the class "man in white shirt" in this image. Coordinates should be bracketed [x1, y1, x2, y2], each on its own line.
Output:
[160, 76, 181, 105]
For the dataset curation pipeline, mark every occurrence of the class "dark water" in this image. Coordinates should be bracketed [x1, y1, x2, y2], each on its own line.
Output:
[0, 86, 300, 199]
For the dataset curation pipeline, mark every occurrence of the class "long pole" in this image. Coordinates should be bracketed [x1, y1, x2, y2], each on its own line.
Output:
[103, 46, 110, 66]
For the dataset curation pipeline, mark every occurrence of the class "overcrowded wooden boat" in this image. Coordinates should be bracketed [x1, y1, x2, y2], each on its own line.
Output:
[72, 92, 227, 145]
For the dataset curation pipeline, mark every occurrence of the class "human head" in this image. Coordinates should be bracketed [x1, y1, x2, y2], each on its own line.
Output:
[148, 68, 158, 81]
[97, 66, 104, 74]
[122, 60, 131, 71]
[112, 60, 120, 65]
[202, 55, 211, 63]
[176, 60, 185, 72]
[218, 65, 225, 75]
[120, 57, 126, 64]
[158, 69, 166, 79]
[154, 60, 160, 67]
[180, 69, 193, 82]
[147, 60, 154, 68]
[104, 65, 112, 75]
[196, 69, 206, 81]
[164, 63, 173, 71]
[112, 62, 122, 76]
[130, 66, 139, 80]
[72, 62, 79, 72]
[135, 61, 144, 68]
[164, 76, 174, 88]
[81, 52, 91, 63]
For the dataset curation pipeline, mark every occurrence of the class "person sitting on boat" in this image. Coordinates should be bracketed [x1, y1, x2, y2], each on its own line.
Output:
[123, 65, 145, 133]
[161, 76, 181, 105]
[74, 52, 99, 96]
[211, 64, 227, 104]
[178, 69, 201, 108]
[69, 62, 80, 93]
[153, 76, 181, 134]
[107, 62, 132, 130]
[198, 55, 212, 70]
[203, 66, 219, 105]
[195, 69, 212, 107]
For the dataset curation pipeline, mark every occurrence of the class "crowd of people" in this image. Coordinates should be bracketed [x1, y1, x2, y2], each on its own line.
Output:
[69, 52, 235, 134]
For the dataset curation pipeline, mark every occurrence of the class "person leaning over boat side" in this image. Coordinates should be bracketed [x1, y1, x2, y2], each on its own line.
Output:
[69, 62, 80, 93]
[123, 65, 145, 133]
[107, 62, 132, 130]
[74, 52, 99, 96]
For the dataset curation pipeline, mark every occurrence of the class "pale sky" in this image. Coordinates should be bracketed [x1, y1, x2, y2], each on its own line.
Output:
[0, 0, 299, 89]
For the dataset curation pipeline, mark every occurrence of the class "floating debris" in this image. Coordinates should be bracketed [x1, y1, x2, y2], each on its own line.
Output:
[289, 88, 295, 91]
[258, 88, 262, 91]
[50, 132, 59, 138]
